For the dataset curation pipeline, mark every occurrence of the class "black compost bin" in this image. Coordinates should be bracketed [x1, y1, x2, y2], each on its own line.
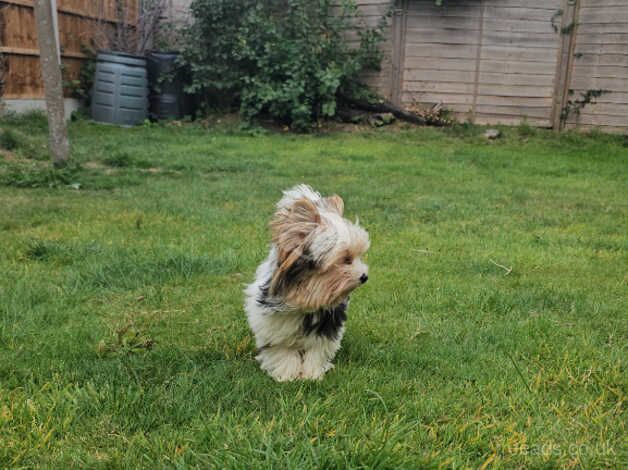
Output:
[146, 51, 194, 120]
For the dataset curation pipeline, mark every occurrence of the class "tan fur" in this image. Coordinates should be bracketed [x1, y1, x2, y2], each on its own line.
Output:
[270, 198, 320, 294]
[245, 184, 369, 381]
[271, 198, 320, 260]
[269, 194, 368, 310]
[282, 269, 359, 310]
[324, 195, 344, 215]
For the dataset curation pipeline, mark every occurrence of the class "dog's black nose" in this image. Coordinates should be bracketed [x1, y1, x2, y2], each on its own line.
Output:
[360, 274, 368, 284]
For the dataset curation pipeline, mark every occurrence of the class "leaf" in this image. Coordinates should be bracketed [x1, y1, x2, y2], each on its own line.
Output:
[322, 101, 336, 117]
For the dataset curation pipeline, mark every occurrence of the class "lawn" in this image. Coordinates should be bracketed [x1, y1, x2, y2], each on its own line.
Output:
[0, 114, 626, 468]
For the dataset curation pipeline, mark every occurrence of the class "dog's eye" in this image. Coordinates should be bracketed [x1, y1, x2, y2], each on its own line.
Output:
[343, 256, 353, 265]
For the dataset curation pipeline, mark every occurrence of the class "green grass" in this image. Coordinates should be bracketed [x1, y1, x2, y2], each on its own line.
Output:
[0, 114, 626, 468]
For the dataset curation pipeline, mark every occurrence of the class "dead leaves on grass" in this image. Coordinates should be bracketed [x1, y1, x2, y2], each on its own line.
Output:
[96, 324, 154, 357]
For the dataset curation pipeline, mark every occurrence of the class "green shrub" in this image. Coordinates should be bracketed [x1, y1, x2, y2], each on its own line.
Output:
[0, 129, 19, 150]
[181, 0, 389, 130]
[0, 163, 77, 188]
[0, 125, 50, 160]
[103, 151, 153, 169]
[103, 152, 133, 168]
[64, 46, 97, 105]
[517, 121, 538, 139]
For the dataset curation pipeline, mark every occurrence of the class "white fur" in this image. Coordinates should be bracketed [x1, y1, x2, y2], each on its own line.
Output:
[244, 185, 368, 381]
[245, 247, 345, 381]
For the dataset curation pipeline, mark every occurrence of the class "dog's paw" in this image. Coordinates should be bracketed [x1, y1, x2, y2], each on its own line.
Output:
[271, 369, 302, 382]
[257, 349, 303, 382]
[301, 362, 334, 381]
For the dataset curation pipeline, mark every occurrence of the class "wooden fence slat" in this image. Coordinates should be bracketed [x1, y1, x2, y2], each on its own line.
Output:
[402, 91, 476, 105]
[571, 53, 628, 67]
[1, 0, 133, 23]
[1, 0, 139, 99]
[567, 91, 628, 105]
[570, 76, 628, 92]
[575, 33, 628, 46]
[474, 115, 550, 126]
[0, 46, 88, 59]
[480, 46, 559, 63]
[404, 69, 477, 83]
[482, 5, 563, 22]
[577, 23, 628, 35]
[404, 57, 477, 72]
[475, 104, 550, 119]
[565, 102, 628, 116]
[477, 84, 554, 98]
[476, 95, 554, 107]
[480, 60, 556, 75]
[572, 64, 628, 79]
[478, 72, 555, 87]
[404, 44, 478, 59]
[566, 113, 628, 127]
[578, 6, 628, 23]
[575, 43, 628, 54]
[404, 81, 476, 94]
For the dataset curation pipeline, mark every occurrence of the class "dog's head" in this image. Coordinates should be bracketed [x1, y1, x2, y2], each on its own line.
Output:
[269, 185, 369, 310]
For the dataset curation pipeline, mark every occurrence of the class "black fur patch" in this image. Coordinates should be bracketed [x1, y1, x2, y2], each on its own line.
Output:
[302, 300, 348, 340]
[257, 280, 283, 309]
[273, 249, 316, 293]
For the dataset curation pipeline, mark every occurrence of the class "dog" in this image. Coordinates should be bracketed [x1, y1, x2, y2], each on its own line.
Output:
[245, 185, 370, 381]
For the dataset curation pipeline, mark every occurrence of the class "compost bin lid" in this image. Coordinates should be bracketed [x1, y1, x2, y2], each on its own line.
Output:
[97, 50, 147, 67]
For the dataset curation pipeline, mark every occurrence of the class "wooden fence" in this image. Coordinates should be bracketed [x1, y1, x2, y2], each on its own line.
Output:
[2, 0, 627, 132]
[358, 0, 628, 132]
[0, 0, 138, 100]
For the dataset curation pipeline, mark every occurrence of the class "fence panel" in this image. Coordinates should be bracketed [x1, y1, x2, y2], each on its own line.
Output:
[401, 0, 482, 117]
[0, 0, 138, 99]
[359, 0, 628, 132]
[565, 0, 628, 133]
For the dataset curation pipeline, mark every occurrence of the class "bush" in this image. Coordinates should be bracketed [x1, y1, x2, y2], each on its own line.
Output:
[0, 124, 50, 160]
[103, 152, 133, 168]
[64, 46, 97, 106]
[181, 0, 389, 130]
[0, 162, 78, 189]
[0, 129, 19, 151]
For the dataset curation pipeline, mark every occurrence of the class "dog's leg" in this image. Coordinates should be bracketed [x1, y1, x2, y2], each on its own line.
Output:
[256, 347, 303, 382]
[301, 345, 336, 380]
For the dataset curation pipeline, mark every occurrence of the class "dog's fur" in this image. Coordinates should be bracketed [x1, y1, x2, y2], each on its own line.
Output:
[245, 185, 370, 381]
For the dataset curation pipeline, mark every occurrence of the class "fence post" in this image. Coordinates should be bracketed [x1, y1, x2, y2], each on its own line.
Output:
[391, 0, 407, 106]
[0, 3, 7, 113]
[33, 0, 70, 167]
[552, 0, 580, 131]
[471, 0, 486, 124]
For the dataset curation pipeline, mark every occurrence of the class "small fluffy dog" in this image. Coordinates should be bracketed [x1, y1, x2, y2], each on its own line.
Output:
[245, 185, 370, 381]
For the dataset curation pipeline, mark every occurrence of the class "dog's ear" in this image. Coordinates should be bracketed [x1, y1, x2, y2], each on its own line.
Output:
[271, 198, 320, 254]
[270, 198, 320, 293]
[324, 194, 344, 216]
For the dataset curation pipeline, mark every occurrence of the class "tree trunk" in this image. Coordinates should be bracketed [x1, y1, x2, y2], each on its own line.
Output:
[339, 93, 434, 126]
[33, 0, 70, 168]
